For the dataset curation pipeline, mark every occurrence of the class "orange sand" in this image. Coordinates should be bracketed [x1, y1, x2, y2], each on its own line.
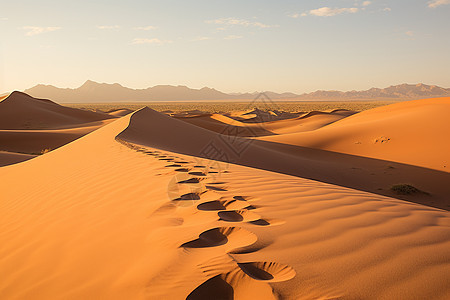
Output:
[0, 94, 449, 299]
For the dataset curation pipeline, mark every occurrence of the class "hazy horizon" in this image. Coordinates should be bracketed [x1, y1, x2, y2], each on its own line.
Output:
[16, 79, 450, 94]
[1, 0, 450, 94]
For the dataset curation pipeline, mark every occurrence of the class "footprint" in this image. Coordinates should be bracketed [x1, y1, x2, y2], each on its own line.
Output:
[187, 262, 295, 299]
[181, 227, 256, 249]
[205, 182, 228, 185]
[218, 210, 261, 222]
[189, 171, 207, 176]
[178, 178, 204, 184]
[186, 275, 233, 300]
[237, 262, 296, 282]
[174, 192, 202, 201]
[206, 185, 228, 192]
[151, 202, 177, 215]
[233, 196, 253, 201]
[197, 199, 250, 211]
[248, 219, 285, 226]
[197, 200, 226, 211]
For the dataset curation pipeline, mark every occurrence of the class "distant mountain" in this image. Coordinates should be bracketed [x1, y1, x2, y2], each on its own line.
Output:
[24, 80, 232, 103]
[297, 83, 450, 100]
[24, 81, 450, 103]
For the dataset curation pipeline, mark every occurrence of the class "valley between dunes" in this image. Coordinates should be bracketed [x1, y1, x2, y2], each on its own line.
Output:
[0, 93, 449, 299]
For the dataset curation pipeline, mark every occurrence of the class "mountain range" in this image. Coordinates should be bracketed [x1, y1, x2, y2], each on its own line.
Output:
[23, 80, 450, 103]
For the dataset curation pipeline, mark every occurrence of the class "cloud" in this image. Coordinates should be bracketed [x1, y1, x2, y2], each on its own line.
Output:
[288, 13, 300, 18]
[383, 7, 392, 11]
[131, 38, 172, 45]
[0, 17, 8, 21]
[307, 7, 359, 17]
[224, 35, 243, 40]
[428, 0, 450, 8]
[134, 26, 157, 31]
[405, 31, 414, 37]
[362, 1, 372, 6]
[192, 36, 210, 41]
[97, 25, 120, 30]
[22, 26, 61, 36]
[205, 18, 277, 28]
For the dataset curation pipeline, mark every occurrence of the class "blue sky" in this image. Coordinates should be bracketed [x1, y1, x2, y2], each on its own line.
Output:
[0, 0, 449, 94]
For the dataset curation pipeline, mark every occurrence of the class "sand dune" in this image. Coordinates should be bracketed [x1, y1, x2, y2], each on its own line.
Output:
[0, 106, 448, 299]
[175, 109, 354, 137]
[0, 92, 116, 166]
[259, 97, 450, 172]
[118, 105, 450, 209]
[0, 91, 114, 130]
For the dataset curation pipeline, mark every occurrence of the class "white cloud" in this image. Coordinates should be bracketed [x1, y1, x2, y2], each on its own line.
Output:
[428, 0, 450, 8]
[1, 17, 8, 21]
[22, 26, 61, 36]
[289, 13, 300, 18]
[134, 26, 157, 31]
[205, 18, 277, 28]
[131, 38, 172, 45]
[192, 36, 210, 41]
[383, 7, 392, 11]
[307, 7, 359, 17]
[362, 1, 372, 6]
[224, 35, 243, 40]
[97, 25, 120, 30]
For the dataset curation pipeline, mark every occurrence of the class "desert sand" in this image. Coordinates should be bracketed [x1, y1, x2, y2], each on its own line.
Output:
[0, 92, 116, 163]
[0, 93, 449, 299]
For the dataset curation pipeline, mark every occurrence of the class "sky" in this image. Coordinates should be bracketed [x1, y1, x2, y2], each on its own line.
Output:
[0, 0, 450, 94]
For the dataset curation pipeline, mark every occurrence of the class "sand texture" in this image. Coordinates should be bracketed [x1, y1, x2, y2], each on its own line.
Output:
[0, 94, 449, 299]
